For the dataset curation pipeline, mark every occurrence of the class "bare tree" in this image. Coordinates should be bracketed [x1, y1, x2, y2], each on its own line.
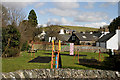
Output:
[2, 4, 26, 27]
[2, 5, 10, 27]
[8, 8, 26, 26]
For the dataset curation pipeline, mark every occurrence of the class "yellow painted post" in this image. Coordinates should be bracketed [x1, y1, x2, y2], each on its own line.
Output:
[59, 40, 61, 51]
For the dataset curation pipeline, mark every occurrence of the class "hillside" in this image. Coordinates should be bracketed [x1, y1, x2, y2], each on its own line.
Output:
[61, 25, 99, 32]
[42, 25, 99, 32]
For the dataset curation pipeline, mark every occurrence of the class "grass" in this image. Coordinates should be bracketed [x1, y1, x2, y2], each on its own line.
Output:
[61, 25, 98, 32]
[2, 50, 109, 72]
[43, 25, 98, 32]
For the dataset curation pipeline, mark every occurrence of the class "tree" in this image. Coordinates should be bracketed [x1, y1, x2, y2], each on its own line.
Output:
[2, 4, 26, 27]
[108, 16, 120, 33]
[2, 25, 21, 57]
[28, 9, 38, 27]
[2, 5, 10, 27]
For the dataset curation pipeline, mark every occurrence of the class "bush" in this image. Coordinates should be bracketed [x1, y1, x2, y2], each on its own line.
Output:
[5, 47, 20, 57]
[2, 25, 21, 57]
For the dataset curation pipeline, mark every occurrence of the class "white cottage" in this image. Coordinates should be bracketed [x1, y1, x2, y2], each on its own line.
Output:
[59, 29, 64, 34]
[96, 28, 120, 54]
[38, 30, 46, 40]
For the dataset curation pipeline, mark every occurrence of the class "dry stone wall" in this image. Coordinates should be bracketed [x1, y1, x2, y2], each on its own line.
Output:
[2, 69, 120, 79]
[33, 43, 107, 53]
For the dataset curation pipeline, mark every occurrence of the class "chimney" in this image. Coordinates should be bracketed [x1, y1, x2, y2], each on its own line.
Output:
[83, 32, 85, 34]
[116, 26, 120, 35]
[90, 32, 93, 34]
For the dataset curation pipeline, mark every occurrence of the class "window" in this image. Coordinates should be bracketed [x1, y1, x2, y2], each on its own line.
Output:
[82, 36, 86, 38]
[72, 36, 75, 40]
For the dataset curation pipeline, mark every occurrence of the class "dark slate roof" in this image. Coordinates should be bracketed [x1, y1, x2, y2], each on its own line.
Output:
[58, 34, 71, 41]
[44, 31, 71, 42]
[75, 33, 98, 41]
[45, 31, 59, 37]
[97, 33, 115, 42]
[93, 32, 102, 38]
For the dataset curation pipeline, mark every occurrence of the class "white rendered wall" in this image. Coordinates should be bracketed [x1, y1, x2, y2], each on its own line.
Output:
[117, 30, 120, 49]
[106, 30, 120, 50]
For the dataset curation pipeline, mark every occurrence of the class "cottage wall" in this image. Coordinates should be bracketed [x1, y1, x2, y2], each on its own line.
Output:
[107, 33, 118, 50]
[107, 30, 120, 50]
[118, 30, 120, 49]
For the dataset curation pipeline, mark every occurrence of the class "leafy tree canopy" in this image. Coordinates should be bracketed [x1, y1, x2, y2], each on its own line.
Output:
[108, 16, 120, 33]
[2, 25, 21, 57]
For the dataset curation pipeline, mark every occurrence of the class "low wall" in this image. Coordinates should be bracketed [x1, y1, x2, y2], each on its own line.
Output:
[74, 45, 107, 53]
[33, 43, 107, 53]
[2, 69, 120, 79]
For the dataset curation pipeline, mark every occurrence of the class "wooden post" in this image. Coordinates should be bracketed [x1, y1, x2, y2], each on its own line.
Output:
[57, 40, 61, 68]
[31, 41, 33, 57]
[51, 40, 54, 69]
[78, 50, 79, 63]
[28, 41, 30, 56]
[74, 50, 77, 60]
[98, 49, 101, 61]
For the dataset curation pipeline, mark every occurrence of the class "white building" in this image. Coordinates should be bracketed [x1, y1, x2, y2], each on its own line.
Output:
[96, 28, 120, 54]
[38, 30, 46, 40]
[107, 29, 120, 51]
[59, 29, 64, 34]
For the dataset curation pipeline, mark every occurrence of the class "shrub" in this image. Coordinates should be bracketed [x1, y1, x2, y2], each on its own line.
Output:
[5, 47, 20, 57]
[2, 25, 21, 57]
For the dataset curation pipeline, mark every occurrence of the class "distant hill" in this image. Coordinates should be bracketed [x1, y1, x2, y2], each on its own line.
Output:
[42, 25, 99, 32]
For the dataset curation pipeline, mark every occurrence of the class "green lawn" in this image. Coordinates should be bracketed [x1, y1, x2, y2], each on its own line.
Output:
[2, 50, 109, 72]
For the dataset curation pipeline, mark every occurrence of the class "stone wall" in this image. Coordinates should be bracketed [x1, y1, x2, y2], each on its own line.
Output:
[2, 69, 120, 79]
[33, 43, 108, 53]
[74, 45, 107, 53]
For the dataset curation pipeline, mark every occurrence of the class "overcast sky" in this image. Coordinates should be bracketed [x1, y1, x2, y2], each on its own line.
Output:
[2, 1, 118, 28]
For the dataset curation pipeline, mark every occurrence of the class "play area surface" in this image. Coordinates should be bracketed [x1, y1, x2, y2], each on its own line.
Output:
[2, 50, 109, 72]
[28, 56, 51, 63]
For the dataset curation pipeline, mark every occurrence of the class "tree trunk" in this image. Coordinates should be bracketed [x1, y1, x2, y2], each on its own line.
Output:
[2, 38, 11, 57]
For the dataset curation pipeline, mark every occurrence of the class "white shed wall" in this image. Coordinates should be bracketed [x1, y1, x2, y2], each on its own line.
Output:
[117, 30, 120, 49]
[107, 30, 120, 50]
[107, 34, 118, 50]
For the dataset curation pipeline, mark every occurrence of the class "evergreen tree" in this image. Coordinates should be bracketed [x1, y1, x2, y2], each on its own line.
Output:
[28, 9, 38, 27]
[108, 16, 120, 33]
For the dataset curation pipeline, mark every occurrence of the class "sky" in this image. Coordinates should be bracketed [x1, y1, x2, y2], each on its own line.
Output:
[2, 1, 119, 28]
